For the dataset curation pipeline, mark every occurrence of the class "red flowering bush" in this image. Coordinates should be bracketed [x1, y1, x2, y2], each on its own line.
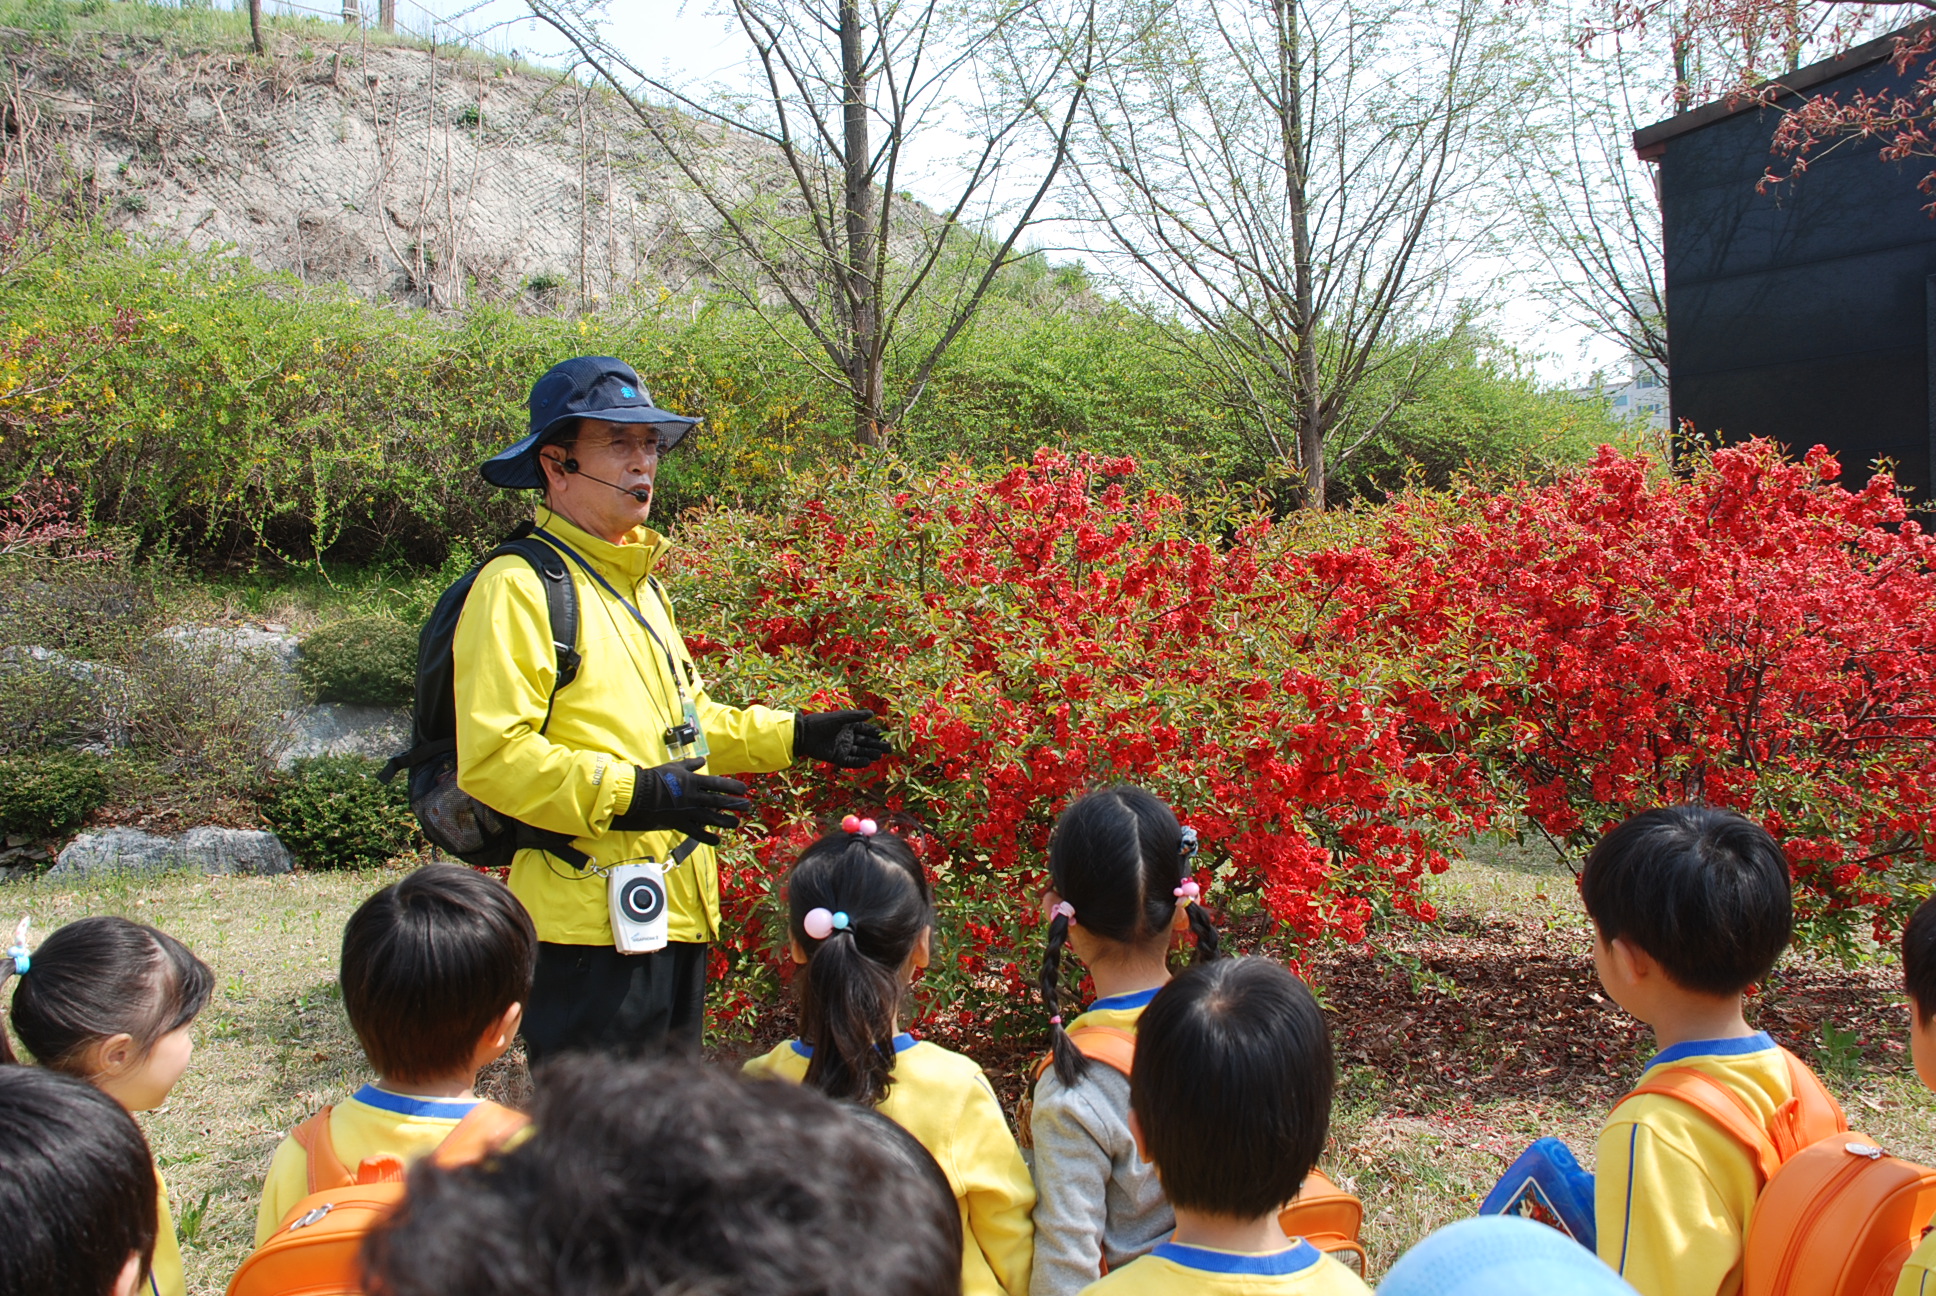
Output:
[671, 451, 1498, 1038]
[669, 441, 1936, 1036]
[1303, 441, 1936, 957]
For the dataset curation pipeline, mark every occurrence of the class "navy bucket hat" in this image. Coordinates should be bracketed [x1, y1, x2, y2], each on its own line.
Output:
[480, 356, 700, 490]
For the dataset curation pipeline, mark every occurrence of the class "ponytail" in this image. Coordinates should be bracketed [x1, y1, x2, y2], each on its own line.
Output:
[1, 916, 30, 1064]
[1185, 901, 1221, 963]
[1039, 909, 1086, 1086]
[787, 828, 933, 1109]
[801, 928, 902, 1106]
[0, 957, 21, 1065]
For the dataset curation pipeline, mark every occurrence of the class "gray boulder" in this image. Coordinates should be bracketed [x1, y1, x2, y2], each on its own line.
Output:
[159, 625, 301, 679]
[181, 827, 296, 876]
[282, 703, 411, 768]
[50, 826, 294, 879]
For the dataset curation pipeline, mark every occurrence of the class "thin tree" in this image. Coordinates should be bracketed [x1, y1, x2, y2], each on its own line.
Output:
[1064, 0, 1522, 506]
[527, 0, 1095, 448]
[1507, 20, 1669, 374]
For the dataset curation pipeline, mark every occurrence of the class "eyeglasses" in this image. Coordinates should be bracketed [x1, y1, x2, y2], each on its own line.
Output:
[577, 431, 665, 458]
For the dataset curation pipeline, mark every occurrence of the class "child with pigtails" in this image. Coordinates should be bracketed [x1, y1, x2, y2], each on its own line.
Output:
[742, 814, 1037, 1296]
[1030, 786, 1222, 1296]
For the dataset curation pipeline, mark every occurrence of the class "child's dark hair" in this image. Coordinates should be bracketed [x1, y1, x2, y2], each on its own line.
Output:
[362, 1055, 962, 1296]
[1904, 897, 1936, 1023]
[786, 827, 933, 1107]
[1040, 786, 1221, 1084]
[1579, 804, 1792, 997]
[1131, 957, 1333, 1219]
[340, 865, 537, 1085]
[0, 1065, 159, 1296]
[0, 916, 212, 1071]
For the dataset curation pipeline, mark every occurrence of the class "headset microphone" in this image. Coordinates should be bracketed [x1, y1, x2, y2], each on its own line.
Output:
[559, 458, 651, 503]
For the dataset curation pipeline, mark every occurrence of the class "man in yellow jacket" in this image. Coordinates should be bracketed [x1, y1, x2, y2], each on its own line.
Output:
[460, 356, 890, 1061]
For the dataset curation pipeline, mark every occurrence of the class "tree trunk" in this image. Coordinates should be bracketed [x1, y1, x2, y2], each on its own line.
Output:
[841, 0, 883, 448]
[379, 0, 395, 32]
[247, 0, 264, 53]
[1274, 0, 1323, 508]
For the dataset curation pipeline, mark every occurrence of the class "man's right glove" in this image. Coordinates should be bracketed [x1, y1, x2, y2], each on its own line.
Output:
[793, 709, 893, 769]
[610, 757, 751, 846]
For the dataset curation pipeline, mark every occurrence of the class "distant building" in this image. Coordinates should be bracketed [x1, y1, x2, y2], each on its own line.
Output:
[1575, 358, 1670, 432]
[1634, 25, 1936, 497]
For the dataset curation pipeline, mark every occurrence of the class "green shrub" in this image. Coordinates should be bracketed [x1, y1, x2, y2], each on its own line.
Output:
[127, 631, 299, 802]
[299, 616, 418, 707]
[0, 752, 110, 838]
[0, 654, 127, 755]
[262, 754, 422, 870]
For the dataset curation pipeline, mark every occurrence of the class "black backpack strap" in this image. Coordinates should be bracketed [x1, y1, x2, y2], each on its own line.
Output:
[516, 822, 591, 870]
[379, 736, 455, 785]
[496, 536, 582, 694]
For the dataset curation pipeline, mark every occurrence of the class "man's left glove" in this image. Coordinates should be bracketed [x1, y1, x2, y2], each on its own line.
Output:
[793, 709, 892, 770]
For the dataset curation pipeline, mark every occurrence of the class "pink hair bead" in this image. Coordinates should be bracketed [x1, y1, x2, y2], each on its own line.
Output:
[803, 907, 836, 940]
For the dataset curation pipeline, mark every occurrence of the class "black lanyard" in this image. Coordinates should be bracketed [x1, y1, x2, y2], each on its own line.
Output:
[534, 528, 689, 707]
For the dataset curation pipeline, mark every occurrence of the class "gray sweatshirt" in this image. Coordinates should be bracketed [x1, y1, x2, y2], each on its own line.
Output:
[1026, 1059, 1174, 1296]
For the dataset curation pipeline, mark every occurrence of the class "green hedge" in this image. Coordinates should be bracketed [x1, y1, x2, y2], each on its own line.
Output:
[0, 752, 110, 838]
[299, 616, 418, 707]
[0, 220, 1630, 566]
[262, 755, 422, 869]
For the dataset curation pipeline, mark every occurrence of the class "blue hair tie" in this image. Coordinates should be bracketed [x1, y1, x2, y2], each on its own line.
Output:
[7, 945, 28, 975]
[831, 911, 851, 931]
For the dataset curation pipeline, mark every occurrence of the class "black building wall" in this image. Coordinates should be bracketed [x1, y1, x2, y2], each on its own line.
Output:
[1643, 37, 1936, 496]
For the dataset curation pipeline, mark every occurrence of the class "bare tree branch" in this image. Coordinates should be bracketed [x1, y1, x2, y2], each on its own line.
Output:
[528, 0, 1094, 448]
[1064, 0, 1521, 505]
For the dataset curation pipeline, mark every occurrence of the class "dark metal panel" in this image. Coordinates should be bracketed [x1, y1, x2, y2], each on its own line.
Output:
[1671, 350, 1927, 492]
[1654, 38, 1936, 495]
[1666, 245, 1928, 373]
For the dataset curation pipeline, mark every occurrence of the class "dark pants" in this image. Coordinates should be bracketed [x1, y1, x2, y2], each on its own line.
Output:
[522, 940, 709, 1068]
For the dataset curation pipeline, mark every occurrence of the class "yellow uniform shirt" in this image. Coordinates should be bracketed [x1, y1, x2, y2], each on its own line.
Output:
[745, 1034, 1037, 1296]
[254, 1086, 483, 1244]
[1895, 1227, 1936, 1295]
[1596, 1031, 1794, 1296]
[1080, 1241, 1372, 1296]
[149, 1164, 184, 1296]
[1066, 991, 1153, 1037]
[453, 511, 795, 946]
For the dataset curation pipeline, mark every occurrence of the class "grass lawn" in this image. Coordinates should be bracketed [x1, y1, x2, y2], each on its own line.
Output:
[3, 845, 1932, 1289]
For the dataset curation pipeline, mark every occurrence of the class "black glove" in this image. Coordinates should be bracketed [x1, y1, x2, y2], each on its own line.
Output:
[610, 757, 751, 846]
[793, 709, 893, 770]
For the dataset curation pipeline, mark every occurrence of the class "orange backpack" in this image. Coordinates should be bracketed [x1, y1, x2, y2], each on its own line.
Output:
[227, 1100, 529, 1296]
[1629, 1047, 1936, 1296]
[1028, 1025, 1367, 1270]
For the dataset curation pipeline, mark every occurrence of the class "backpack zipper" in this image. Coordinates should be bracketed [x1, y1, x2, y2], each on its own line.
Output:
[1772, 1145, 1877, 1288]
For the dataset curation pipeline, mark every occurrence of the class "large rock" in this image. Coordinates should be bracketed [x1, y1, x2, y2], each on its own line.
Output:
[159, 625, 301, 679]
[282, 703, 412, 768]
[50, 827, 294, 879]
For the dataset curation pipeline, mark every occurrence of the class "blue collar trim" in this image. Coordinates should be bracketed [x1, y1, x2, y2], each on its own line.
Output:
[791, 1033, 917, 1059]
[1649, 1031, 1777, 1068]
[351, 1085, 483, 1120]
[1088, 987, 1162, 1013]
[1152, 1240, 1323, 1276]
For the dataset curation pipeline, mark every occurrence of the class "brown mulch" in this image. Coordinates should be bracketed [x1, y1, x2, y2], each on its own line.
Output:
[474, 913, 1911, 1120]
[1308, 911, 1910, 1113]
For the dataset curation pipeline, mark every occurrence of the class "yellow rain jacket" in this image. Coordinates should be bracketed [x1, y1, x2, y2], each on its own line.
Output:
[452, 511, 796, 946]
